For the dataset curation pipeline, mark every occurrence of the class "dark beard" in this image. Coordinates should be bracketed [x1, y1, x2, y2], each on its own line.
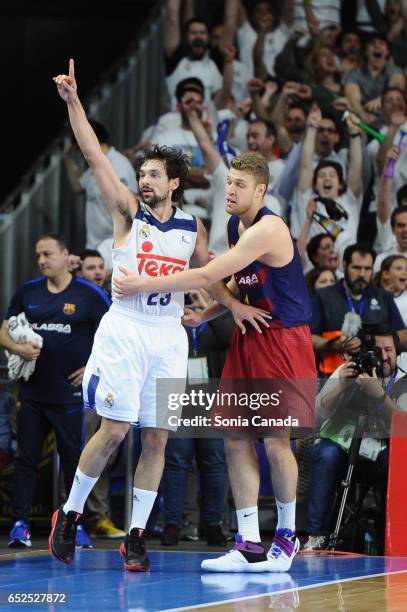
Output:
[143, 191, 168, 207]
[189, 40, 207, 59]
[344, 271, 368, 295]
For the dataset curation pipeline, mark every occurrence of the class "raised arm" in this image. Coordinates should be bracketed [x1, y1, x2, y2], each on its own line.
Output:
[253, 17, 270, 81]
[270, 81, 305, 154]
[248, 79, 272, 122]
[376, 111, 406, 173]
[186, 109, 221, 174]
[165, 0, 182, 59]
[297, 199, 317, 266]
[377, 146, 400, 224]
[223, 0, 241, 46]
[299, 104, 321, 193]
[346, 113, 363, 198]
[54, 60, 137, 242]
[344, 82, 372, 124]
[213, 45, 236, 111]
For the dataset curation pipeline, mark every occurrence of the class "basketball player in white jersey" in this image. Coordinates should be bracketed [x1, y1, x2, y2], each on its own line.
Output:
[49, 60, 270, 571]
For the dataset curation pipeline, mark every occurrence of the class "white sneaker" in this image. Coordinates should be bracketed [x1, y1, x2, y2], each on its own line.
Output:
[201, 533, 272, 573]
[267, 529, 299, 572]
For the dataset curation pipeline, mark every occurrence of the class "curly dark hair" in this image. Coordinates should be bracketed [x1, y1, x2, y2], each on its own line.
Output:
[134, 145, 190, 202]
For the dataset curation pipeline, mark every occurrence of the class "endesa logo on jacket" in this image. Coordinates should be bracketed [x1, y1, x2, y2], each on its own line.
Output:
[137, 241, 186, 277]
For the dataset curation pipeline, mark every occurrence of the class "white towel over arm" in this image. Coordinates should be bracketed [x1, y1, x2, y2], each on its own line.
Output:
[6, 313, 43, 381]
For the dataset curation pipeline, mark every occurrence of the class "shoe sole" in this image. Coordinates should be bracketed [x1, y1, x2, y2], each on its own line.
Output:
[201, 559, 274, 573]
[8, 540, 32, 548]
[119, 542, 150, 572]
[48, 509, 74, 565]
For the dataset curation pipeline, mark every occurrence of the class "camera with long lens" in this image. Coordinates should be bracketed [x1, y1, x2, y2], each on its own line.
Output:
[353, 330, 383, 377]
[315, 196, 349, 221]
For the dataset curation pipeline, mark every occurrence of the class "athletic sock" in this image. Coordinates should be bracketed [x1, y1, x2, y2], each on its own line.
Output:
[129, 487, 157, 532]
[236, 506, 261, 542]
[275, 498, 296, 532]
[63, 468, 99, 515]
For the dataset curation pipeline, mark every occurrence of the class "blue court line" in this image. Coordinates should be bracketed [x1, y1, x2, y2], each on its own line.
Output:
[0, 550, 407, 611]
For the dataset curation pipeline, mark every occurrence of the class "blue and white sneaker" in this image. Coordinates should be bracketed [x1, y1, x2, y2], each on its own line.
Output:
[75, 525, 94, 549]
[8, 520, 32, 548]
[201, 533, 272, 572]
[267, 528, 299, 571]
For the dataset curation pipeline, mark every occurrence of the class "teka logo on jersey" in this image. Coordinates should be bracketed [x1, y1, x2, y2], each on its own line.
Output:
[237, 273, 259, 286]
[137, 241, 186, 277]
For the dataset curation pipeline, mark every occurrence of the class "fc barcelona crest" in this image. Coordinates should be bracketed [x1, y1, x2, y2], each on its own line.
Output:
[63, 303, 76, 315]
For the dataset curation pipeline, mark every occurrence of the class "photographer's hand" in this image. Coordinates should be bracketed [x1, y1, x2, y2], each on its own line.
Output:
[338, 361, 358, 389]
[341, 336, 361, 355]
[357, 368, 385, 399]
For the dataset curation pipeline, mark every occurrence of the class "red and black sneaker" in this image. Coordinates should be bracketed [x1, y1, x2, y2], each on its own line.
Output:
[49, 505, 81, 564]
[119, 528, 150, 571]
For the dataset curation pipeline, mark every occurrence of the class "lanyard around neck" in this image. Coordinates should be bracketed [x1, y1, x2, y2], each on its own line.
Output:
[343, 281, 366, 316]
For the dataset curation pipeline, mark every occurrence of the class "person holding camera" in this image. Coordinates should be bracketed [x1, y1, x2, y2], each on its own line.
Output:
[296, 104, 363, 265]
[303, 326, 407, 552]
[311, 243, 407, 375]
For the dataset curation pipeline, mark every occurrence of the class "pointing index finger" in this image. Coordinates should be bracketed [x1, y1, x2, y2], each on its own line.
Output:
[69, 58, 75, 80]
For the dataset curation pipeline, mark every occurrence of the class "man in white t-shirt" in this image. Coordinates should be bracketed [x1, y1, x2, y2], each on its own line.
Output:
[232, 0, 293, 77]
[164, 2, 222, 110]
[297, 105, 363, 261]
[64, 120, 138, 248]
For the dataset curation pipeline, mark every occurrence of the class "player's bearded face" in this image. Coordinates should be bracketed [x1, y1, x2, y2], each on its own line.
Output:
[139, 161, 171, 207]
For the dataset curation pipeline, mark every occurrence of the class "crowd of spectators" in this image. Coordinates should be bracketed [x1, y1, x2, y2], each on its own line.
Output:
[2, 0, 407, 554]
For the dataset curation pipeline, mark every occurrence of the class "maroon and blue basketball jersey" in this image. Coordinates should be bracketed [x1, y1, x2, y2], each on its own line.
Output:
[227, 207, 312, 328]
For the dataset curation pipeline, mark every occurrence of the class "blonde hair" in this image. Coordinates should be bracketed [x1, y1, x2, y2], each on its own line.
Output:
[231, 152, 270, 188]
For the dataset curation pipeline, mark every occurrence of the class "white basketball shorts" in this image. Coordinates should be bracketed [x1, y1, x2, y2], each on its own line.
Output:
[82, 303, 188, 427]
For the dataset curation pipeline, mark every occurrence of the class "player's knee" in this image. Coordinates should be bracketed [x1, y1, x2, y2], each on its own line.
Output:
[264, 438, 293, 464]
[141, 429, 168, 457]
[224, 434, 253, 456]
[99, 419, 129, 451]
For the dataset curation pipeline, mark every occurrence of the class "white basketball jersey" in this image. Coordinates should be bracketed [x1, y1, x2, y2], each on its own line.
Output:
[112, 204, 197, 318]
